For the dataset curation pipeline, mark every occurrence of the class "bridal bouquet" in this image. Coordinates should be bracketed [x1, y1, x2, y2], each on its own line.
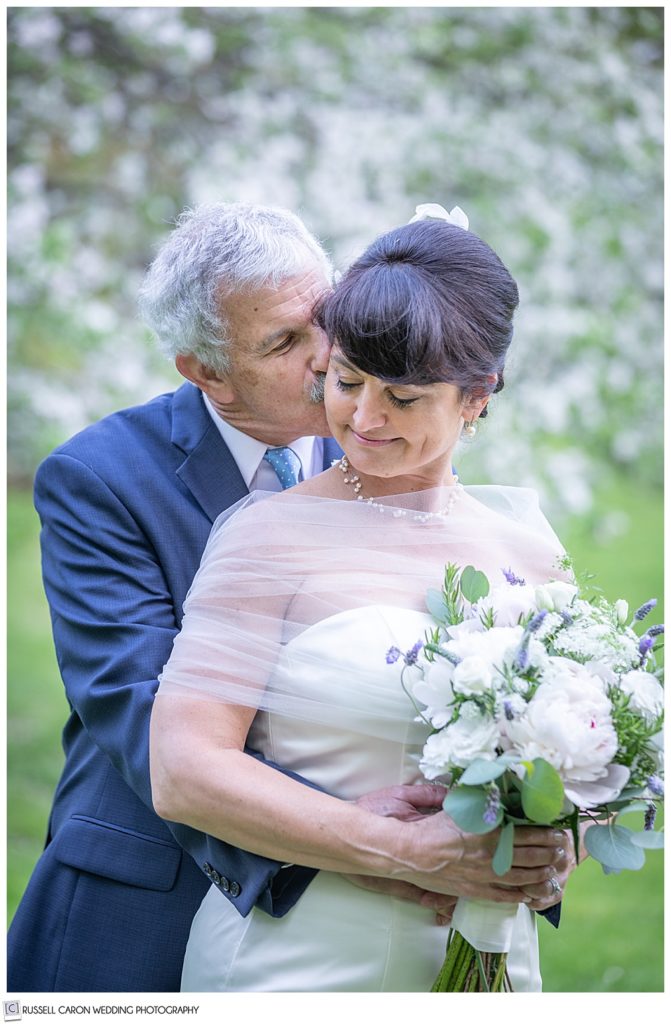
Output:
[387, 559, 664, 992]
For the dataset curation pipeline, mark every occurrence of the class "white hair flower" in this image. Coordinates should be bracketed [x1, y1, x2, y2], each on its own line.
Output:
[409, 203, 469, 230]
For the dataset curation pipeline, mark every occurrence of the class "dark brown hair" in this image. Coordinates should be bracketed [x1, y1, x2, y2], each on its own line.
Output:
[318, 219, 518, 411]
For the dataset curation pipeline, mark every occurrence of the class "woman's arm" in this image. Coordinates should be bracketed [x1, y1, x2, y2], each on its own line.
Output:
[150, 693, 566, 903]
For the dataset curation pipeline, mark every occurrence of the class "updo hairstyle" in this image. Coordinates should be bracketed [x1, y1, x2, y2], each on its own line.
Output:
[318, 219, 519, 415]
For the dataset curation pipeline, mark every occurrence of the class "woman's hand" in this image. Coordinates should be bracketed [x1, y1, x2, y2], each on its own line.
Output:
[397, 812, 567, 904]
[519, 820, 590, 911]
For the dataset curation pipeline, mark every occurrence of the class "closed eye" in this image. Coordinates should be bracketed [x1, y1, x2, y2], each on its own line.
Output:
[335, 377, 418, 408]
[387, 393, 419, 409]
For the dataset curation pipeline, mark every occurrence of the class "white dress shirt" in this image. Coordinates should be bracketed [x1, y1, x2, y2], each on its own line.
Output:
[203, 394, 324, 491]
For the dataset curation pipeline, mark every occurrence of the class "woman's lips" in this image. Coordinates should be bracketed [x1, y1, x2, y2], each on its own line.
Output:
[350, 430, 397, 448]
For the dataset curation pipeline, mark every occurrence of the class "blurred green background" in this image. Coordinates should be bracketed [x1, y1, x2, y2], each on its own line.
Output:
[7, 6, 663, 992]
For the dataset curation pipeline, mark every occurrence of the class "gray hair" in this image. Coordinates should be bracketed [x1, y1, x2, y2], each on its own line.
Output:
[138, 202, 333, 373]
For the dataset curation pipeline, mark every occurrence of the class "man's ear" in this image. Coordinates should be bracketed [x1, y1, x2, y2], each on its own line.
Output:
[175, 353, 235, 404]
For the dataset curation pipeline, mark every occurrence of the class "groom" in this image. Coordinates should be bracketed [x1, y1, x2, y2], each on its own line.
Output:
[7, 202, 458, 993]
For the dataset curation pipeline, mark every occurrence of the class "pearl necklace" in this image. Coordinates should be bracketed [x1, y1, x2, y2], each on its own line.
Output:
[333, 456, 462, 521]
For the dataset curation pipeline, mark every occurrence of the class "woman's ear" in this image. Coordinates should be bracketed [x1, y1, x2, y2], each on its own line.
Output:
[462, 393, 491, 421]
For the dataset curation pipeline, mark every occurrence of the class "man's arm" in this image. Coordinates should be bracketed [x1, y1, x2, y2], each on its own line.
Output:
[35, 452, 321, 916]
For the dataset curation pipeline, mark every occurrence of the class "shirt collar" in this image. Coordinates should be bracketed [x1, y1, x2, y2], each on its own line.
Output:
[203, 394, 318, 487]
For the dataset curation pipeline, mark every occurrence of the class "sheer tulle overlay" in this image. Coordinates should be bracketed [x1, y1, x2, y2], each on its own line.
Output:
[158, 485, 564, 992]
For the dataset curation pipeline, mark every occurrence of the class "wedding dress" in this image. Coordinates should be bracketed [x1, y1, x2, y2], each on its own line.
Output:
[159, 485, 563, 992]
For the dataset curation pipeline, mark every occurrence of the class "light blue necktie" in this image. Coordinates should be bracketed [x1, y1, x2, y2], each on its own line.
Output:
[263, 446, 302, 489]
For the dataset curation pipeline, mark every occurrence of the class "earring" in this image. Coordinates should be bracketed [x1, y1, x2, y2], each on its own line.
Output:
[463, 420, 477, 438]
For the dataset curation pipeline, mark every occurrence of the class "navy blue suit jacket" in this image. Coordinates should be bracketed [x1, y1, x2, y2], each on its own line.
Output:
[8, 382, 342, 992]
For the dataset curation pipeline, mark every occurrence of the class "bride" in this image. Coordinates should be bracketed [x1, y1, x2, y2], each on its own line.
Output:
[150, 207, 576, 991]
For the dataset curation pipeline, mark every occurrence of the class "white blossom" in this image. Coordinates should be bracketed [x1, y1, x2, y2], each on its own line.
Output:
[619, 670, 664, 723]
[420, 704, 500, 776]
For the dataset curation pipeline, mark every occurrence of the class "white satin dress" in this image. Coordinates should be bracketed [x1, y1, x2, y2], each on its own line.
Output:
[181, 605, 541, 992]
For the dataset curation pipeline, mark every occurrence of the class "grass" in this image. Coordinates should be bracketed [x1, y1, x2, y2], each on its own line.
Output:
[6, 478, 664, 991]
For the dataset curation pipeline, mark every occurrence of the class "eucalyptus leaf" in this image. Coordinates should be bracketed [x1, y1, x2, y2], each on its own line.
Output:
[616, 800, 655, 816]
[460, 758, 508, 785]
[521, 758, 565, 823]
[459, 565, 490, 604]
[492, 820, 515, 876]
[584, 823, 646, 871]
[442, 786, 501, 834]
[630, 830, 664, 849]
[426, 588, 449, 623]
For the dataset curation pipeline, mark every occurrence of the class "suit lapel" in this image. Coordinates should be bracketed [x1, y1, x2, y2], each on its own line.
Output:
[171, 383, 248, 523]
[322, 436, 343, 469]
[171, 383, 344, 520]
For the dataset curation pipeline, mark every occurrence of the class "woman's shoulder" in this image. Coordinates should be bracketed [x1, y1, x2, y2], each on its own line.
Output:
[460, 483, 542, 516]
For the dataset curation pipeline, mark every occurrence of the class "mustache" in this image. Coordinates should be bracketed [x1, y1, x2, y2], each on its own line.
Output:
[309, 372, 326, 404]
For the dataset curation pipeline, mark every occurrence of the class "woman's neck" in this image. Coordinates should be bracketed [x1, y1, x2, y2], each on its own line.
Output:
[337, 456, 457, 502]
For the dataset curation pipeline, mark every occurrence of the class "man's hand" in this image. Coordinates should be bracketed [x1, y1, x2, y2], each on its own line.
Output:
[344, 783, 455, 923]
[354, 782, 446, 821]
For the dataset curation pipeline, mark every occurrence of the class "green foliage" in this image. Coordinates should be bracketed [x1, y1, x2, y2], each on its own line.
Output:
[458, 566, 490, 605]
[492, 820, 515, 877]
[460, 756, 509, 786]
[584, 823, 646, 872]
[520, 759, 566, 824]
[442, 786, 502, 834]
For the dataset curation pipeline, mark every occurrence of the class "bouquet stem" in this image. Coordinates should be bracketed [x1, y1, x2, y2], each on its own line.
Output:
[431, 929, 512, 992]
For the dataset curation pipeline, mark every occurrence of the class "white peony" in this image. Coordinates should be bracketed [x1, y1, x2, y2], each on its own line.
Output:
[452, 655, 496, 696]
[447, 625, 524, 671]
[469, 584, 539, 628]
[501, 672, 618, 805]
[444, 618, 485, 640]
[619, 670, 664, 723]
[420, 703, 500, 776]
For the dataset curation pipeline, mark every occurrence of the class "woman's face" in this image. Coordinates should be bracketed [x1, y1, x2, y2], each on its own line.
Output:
[325, 347, 486, 486]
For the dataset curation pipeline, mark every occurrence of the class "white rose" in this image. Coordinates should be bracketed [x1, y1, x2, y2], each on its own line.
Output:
[420, 704, 500, 776]
[535, 580, 578, 613]
[413, 658, 456, 729]
[619, 670, 664, 723]
[470, 584, 539, 628]
[502, 674, 618, 803]
[614, 599, 629, 626]
[452, 655, 495, 696]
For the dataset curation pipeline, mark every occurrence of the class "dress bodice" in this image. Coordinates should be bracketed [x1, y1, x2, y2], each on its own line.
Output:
[248, 605, 433, 799]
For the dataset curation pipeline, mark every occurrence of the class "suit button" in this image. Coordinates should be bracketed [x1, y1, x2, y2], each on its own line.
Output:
[203, 863, 213, 877]
[210, 869, 221, 886]
[229, 881, 241, 897]
[220, 876, 230, 892]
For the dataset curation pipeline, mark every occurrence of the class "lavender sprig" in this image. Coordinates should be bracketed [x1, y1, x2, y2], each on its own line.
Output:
[483, 786, 502, 825]
[634, 599, 657, 622]
[647, 775, 664, 798]
[502, 567, 526, 586]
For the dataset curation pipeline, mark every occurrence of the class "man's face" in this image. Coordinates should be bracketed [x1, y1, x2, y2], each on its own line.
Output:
[206, 267, 332, 445]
